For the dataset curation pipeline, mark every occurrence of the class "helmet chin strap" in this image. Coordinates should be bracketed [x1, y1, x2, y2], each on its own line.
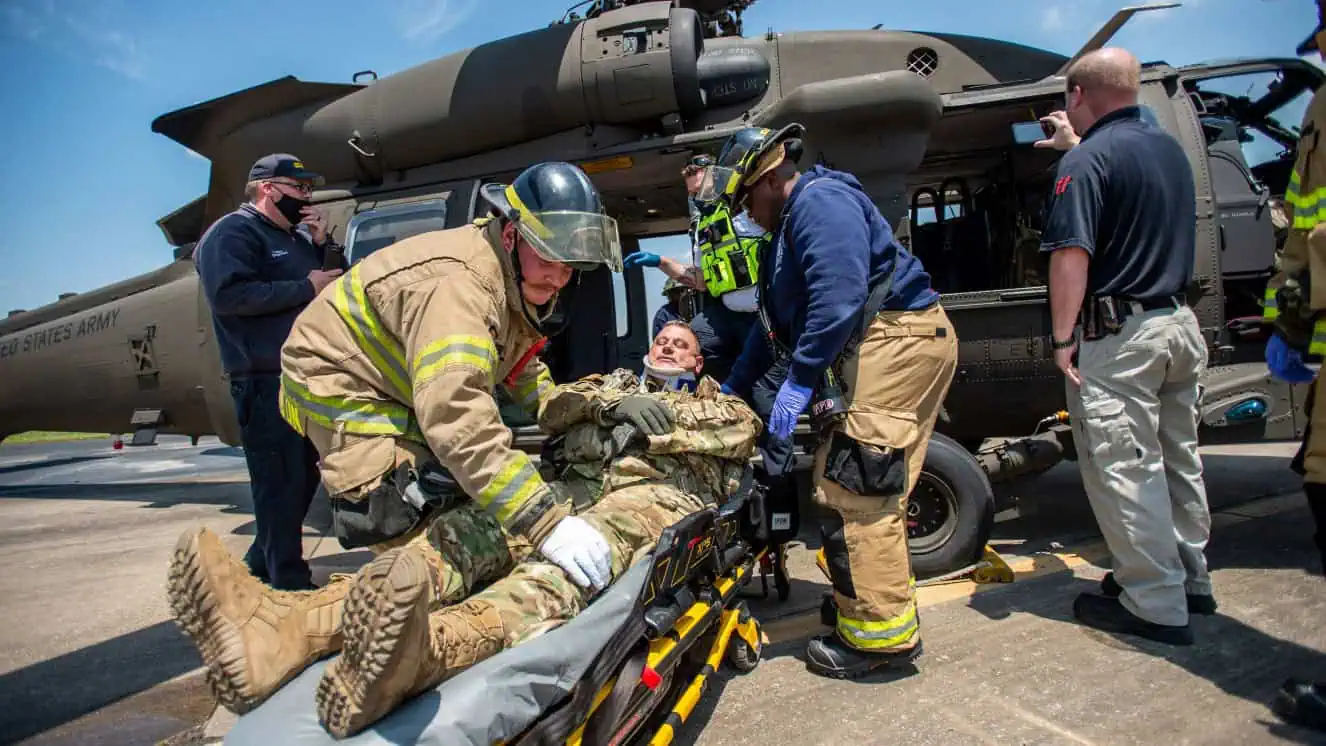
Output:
[640, 355, 697, 392]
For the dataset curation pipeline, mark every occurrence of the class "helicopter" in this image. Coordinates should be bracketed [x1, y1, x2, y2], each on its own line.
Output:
[0, 0, 1311, 578]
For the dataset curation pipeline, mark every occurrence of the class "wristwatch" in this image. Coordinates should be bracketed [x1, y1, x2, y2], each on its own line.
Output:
[1051, 334, 1076, 350]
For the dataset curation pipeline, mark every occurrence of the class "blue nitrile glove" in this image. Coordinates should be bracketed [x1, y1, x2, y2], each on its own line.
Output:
[1266, 335, 1317, 384]
[769, 379, 814, 441]
[624, 252, 661, 269]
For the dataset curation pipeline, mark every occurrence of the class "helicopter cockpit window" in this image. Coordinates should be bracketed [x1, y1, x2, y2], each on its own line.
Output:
[345, 199, 449, 265]
[1189, 71, 1310, 175]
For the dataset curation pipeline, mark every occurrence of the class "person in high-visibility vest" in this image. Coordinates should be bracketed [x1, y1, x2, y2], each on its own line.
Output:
[626, 155, 793, 478]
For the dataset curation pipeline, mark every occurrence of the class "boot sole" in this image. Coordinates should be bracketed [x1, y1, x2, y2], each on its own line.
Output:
[317, 547, 430, 738]
[166, 529, 257, 715]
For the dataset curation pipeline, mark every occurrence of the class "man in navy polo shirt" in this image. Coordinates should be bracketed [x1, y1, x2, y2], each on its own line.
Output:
[1037, 48, 1214, 646]
[194, 153, 348, 590]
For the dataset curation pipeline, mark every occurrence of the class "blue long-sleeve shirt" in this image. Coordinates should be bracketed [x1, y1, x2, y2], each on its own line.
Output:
[194, 204, 346, 375]
[725, 165, 938, 393]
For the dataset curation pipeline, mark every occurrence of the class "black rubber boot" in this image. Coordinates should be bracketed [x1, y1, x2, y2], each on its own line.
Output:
[820, 594, 837, 627]
[804, 634, 923, 680]
[1099, 573, 1217, 615]
[1072, 593, 1194, 646]
[1304, 483, 1326, 573]
[1273, 678, 1326, 732]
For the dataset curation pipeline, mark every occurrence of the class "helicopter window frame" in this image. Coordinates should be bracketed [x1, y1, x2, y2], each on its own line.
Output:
[344, 198, 450, 265]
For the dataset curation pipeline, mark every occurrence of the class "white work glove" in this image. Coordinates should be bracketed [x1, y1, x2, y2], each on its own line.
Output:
[538, 516, 612, 592]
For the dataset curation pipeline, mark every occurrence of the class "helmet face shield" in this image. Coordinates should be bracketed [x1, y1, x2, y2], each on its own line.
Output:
[515, 210, 624, 272]
[695, 165, 741, 204]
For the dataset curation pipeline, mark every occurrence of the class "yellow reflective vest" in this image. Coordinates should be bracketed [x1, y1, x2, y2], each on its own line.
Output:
[694, 202, 764, 297]
[1264, 85, 1326, 356]
[277, 219, 566, 544]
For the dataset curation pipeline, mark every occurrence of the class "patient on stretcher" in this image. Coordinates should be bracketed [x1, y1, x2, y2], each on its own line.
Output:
[166, 322, 760, 738]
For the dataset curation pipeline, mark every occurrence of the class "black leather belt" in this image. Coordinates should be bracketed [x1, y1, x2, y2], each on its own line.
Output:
[1080, 293, 1187, 341]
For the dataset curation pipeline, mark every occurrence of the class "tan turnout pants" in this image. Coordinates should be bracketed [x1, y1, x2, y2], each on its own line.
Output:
[816, 303, 958, 652]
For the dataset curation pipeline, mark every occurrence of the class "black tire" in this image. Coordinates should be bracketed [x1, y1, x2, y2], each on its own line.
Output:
[728, 636, 761, 673]
[906, 432, 995, 579]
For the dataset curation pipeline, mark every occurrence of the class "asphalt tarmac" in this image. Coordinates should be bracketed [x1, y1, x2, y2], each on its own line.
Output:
[0, 437, 1322, 745]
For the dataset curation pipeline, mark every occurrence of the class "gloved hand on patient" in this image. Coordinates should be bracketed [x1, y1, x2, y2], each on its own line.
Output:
[540, 515, 613, 591]
[610, 395, 676, 436]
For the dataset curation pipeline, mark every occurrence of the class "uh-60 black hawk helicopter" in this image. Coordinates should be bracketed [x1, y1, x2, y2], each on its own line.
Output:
[0, 0, 1312, 579]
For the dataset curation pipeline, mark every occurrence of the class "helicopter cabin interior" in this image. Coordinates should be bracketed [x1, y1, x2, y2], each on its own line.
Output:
[895, 58, 1312, 360]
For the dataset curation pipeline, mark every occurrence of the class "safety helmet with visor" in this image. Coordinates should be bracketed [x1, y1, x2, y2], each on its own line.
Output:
[696, 123, 805, 211]
[1299, 0, 1326, 56]
[479, 161, 624, 273]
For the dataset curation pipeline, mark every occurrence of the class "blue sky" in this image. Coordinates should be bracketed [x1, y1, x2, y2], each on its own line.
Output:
[0, 0, 1314, 318]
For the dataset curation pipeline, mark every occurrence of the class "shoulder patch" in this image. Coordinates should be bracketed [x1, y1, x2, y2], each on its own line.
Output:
[1054, 175, 1072, 196]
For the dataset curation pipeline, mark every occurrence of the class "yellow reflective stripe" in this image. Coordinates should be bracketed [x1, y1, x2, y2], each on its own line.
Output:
[279, 375, 413, 436]
[1264, 286, 1280, 320]
[1310, 319, 1326, 357]
[278, 387, 306, 435]
[412, 335, 497, 387]
[836, 601, 919, 651]
[505, 184, 551, 239]
[479, 452, 544, 524]
[1293, 207, 1326, 230]
[331, 266, 411, 400]
[514, 367, 553, 411]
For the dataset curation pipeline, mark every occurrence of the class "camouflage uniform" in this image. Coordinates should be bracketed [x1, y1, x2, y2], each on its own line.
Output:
[315, 371, 760, 738]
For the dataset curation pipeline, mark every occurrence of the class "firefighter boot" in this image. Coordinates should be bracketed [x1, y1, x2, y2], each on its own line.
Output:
[1274, 678, 1326, 732]
[804, 633, 924, 680]
[316, 545, 506, 738]
[1304, 482, 1326, 573]
[166, 526, 348, 714]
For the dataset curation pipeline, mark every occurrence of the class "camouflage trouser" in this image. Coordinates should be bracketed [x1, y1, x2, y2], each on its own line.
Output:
[423, 480, 708, 677]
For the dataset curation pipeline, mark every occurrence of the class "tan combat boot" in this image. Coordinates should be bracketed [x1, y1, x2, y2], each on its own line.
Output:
[166, 526, 349, 714]
[315, 545, 506, 738]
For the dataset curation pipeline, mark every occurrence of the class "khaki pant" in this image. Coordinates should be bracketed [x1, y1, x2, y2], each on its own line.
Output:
[1067, 304, 1212, 627]
[815, 303, 958, 652]
[1300, 374, 1326, 483]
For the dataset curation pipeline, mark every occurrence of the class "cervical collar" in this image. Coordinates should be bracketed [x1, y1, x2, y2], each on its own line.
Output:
[640, 356, 697, 393]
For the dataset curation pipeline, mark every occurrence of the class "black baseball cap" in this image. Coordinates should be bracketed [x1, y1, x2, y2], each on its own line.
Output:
[248, 153, 324, 185]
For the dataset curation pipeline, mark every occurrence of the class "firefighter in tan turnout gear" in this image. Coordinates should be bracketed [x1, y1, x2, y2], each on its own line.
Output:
[166, 161, 633, 718]
[1266, 1, 1326, 733]
[698, 123, 957, 678]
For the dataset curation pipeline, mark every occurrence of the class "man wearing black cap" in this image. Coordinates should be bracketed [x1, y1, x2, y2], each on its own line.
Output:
[194, 153, 348, 591]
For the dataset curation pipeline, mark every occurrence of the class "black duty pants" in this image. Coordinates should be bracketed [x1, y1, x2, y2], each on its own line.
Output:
[230, 374, 320, 590]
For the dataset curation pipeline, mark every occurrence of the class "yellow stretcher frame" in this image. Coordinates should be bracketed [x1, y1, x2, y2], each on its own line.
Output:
[566, 548, 767, 746]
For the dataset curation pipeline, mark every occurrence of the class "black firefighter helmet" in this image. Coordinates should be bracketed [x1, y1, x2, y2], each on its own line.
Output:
[1298, 0, 1326, 55]
[696, 123, 806, 210]
[479, 161, 623, 273]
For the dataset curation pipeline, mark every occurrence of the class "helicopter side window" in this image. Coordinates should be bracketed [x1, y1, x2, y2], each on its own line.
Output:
[345, 199, 449, 265]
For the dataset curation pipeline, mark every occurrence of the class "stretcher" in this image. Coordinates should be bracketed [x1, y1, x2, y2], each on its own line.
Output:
[225, 474, 787, 746]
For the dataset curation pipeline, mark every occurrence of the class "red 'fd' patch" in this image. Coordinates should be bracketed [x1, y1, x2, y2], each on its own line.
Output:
[1055, 175, 1072, 196]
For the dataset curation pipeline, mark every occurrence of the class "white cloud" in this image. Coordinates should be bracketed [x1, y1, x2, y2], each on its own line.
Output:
[395, 0, 480, 44]
[1, 0, 146, 80]
[185, 148, 208, 161]
[1041, 5, 1065, 33]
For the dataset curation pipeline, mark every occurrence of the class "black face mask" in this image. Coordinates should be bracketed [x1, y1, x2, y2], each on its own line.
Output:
[274, 192, 310, 227]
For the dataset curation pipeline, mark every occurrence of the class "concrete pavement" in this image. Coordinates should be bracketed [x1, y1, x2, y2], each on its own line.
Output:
[0, 437, 1322, 745]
